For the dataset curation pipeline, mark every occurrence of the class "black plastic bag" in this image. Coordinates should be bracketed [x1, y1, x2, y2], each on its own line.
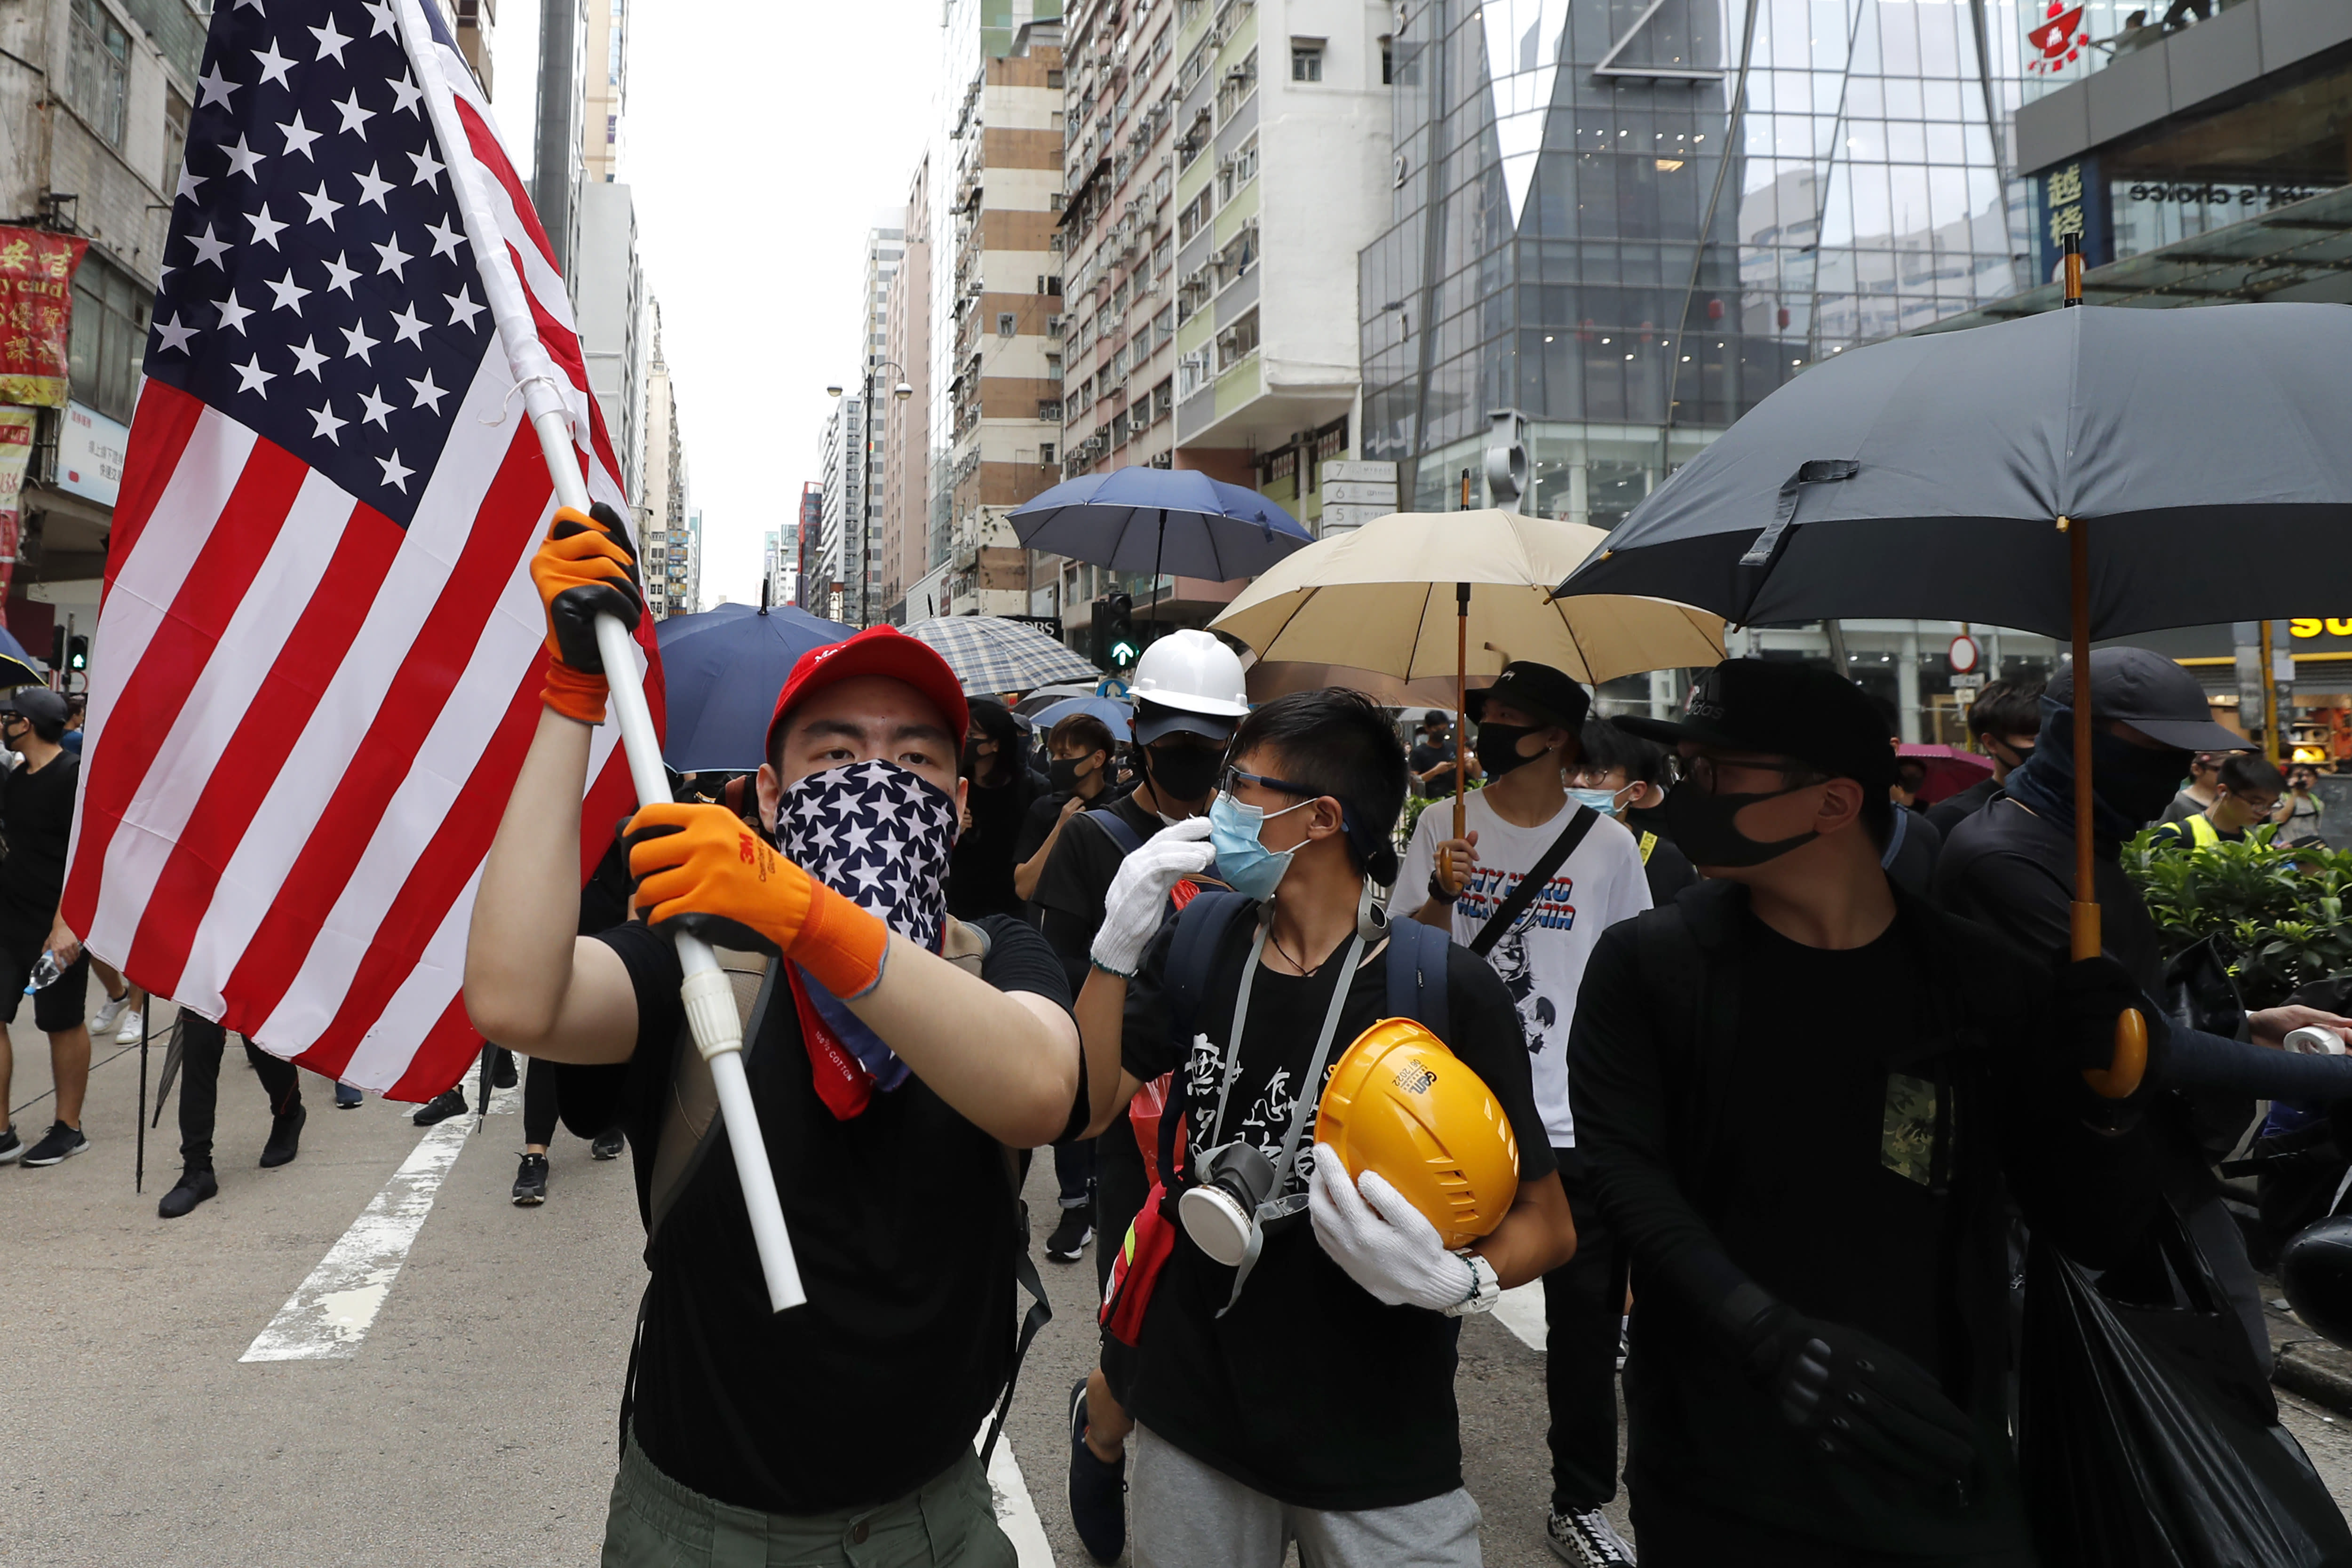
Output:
[2019, 1206, 2352, 1568]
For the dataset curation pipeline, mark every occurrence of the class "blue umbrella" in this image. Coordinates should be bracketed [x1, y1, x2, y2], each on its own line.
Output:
[1027, 694, 1132, 741]
[654, 602, 852, 773]
[1009, 465, 1312, 624]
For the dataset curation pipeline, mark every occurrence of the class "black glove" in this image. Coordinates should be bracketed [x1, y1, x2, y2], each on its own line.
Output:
[532, 501, 644, 677]
[1735, 1297, 1979, 1490]
[2057, 955, 2168, 1124]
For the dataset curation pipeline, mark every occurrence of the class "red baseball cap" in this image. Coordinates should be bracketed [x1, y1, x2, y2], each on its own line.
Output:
[764, 625, 972, 766]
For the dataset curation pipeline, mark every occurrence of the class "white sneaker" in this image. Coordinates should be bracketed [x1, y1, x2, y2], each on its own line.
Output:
[93, 992, 128, 1034]
[115, 1008, 143, 1045]
[1547, 1508, 1637, 1567]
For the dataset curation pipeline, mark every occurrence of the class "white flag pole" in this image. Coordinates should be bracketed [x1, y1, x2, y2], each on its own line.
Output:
[396, 0, 803, 1311]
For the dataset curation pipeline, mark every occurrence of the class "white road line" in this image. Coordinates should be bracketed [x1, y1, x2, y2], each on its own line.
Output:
[979, 1431, 1053, 1568]
[1495, 1281, 1548, 1351]
[240, 1086, 516, 1362]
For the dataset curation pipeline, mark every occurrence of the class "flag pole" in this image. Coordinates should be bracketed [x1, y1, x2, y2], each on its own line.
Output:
[395, 0, 802, 1310]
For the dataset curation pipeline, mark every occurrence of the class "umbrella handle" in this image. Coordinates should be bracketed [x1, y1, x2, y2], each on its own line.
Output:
[2083, 1009, 2148, 1100]
[2065, 516, 2143, 1100]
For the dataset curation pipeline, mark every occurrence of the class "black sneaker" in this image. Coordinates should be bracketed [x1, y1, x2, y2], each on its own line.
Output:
[1547, 1507, 1638, 1567]
[1067, 1377, 1126, 1564]
[1045, 1208, 1094, 1263]
[490, 1048, 517, 1089]
[412, 1088, 467, 1127]
[158, 1167, 218, 1219]
[0, 1124, 20, 1164]
[260, 1102, 306, 1168]
[512, 1152, 549, 1206]
[591, 1126, 625, 1161]
[21, 1121, 86, 1166]
[334, 1081, 363, 1108]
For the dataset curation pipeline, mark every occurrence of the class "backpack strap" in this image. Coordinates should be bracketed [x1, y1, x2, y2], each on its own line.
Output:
[1469, 805, 1600, 958]
[1086, 805, 1146, 858]
[1163, 890, 1254, 1054]
[1880, 802, 1911, 869]
[1382, 914, 1450, 1035]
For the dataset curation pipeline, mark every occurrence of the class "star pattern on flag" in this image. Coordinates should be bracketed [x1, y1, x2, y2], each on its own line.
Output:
[144, 1, 494, 527]
[780, 760, 957, 954]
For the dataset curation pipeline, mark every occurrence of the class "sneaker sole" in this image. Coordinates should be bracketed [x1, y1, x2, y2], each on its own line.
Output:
[0, 1146, 20, 1165]
[512, 1192, 546, 1206]
[22, 1140, 87, 1168]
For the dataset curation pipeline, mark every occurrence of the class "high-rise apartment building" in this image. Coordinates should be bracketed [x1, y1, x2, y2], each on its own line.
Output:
[575, 181, 646, 503]
[583, 0, 628, 185]
[795, 481, 823, 609]
[944, 29, 1067, 617]
[880, 159, 933, 623]
[453, 0, 496, 96]
[818, 394, 865, 624]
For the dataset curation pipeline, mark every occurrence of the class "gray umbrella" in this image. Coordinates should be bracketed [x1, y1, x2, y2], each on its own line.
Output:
[1559, 300, 2352, 640]
[1559, 290, 2352, 1099]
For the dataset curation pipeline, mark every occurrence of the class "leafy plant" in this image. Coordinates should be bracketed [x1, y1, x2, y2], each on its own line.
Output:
[2121, 826, 2352, 1007]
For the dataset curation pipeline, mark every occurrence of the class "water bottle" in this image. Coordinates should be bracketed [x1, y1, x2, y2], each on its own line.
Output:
[24, 950, 59, 994]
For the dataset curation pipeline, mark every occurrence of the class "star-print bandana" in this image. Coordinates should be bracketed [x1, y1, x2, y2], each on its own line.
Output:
[777, 759, 958, 1118]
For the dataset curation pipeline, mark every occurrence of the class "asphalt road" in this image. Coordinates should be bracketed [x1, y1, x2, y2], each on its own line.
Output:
[4, 1000, 2351, 1566]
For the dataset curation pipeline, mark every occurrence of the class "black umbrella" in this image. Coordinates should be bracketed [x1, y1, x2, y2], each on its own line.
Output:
[1560, 258, 2352, 1095]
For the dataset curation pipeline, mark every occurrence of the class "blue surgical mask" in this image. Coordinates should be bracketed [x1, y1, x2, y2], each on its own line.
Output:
[1209, 790, 1311, 901]
[1566, 786, 1625, 818]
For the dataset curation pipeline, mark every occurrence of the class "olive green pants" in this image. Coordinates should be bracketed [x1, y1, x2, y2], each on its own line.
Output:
[601, 1433, 1016, 1568]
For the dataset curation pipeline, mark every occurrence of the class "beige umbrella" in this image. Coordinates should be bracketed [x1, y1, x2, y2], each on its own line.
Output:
[1210, 509, 1723, 840]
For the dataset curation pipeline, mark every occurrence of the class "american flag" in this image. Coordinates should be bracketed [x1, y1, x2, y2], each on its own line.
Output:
[62, 0, 658, 1098]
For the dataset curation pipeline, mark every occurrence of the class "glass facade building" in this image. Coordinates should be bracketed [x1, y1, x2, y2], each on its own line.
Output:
[1361, 0, 2045, 529]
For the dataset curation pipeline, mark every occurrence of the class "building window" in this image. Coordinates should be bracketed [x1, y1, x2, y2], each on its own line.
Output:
[1216, 221, 1258, 284]
[997, 311, 1017, 337]
[1152, 234, 1173, 278]
[1176, 264, 1211, 324]
[1177, 189, 1212, 244]
[1217, 135, 1257, 206]
[163, 88, 190, 194]
[68, 248, 147, 424]
[67, 0, 128, 148]
[1045, 352, 1063, 380]
[1151, 378, 1174, 423]
[1047, 69, 1064, 87]
[1037, 399, 1062, 422]
[606, 112, 617, 145]
[1216, 48, 1258, 124]
[1291, 40, 1323, 81]
[1041, 441, 1057, 465]
[1215, 309, 1259, 372]
[1177, 347, 1210, 399]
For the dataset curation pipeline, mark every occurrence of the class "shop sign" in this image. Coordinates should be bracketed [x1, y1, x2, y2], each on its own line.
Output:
[56, 400, 126, 507]
[2031, 156, 2111, 281]
[2126, 182, 2328, 208]
[0, 228, 87, 407]
[0, 407, 38, 604]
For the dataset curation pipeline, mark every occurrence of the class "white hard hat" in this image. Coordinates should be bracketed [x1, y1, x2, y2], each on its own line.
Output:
[1130, 629, 1248, 743]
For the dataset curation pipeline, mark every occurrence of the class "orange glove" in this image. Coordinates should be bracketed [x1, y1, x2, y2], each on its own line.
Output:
[530, 502, 644, 724]
[625, 802, 890, 999]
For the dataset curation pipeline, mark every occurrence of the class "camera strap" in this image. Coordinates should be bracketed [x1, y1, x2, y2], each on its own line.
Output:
[1212, 921, 1368, 1317]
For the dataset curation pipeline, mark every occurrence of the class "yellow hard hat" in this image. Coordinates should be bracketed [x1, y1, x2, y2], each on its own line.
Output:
[1315, 1018, 1520, 1250]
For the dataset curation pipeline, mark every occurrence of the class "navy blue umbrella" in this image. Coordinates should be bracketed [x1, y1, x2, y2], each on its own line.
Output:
[1009, 465, 1312, 623]
[655, 602, 853, 773]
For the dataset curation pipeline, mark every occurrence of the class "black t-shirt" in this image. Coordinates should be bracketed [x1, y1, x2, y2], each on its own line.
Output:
[1013, 790, 1073, 874]
[1409, 738, 1462, 795]
[1924, 775, 2002, 839]
[948, 765, 1040, 921]
[1629, 825, 1697, 907]
[596, 914, 1072, 1514]
[1032, 794, 1164, 979]
[1119, 914, 1555, 1511]
[1881, 800, 1941, 897]
[0, 752, 77, 951]
[1934, 797, 2164, 993]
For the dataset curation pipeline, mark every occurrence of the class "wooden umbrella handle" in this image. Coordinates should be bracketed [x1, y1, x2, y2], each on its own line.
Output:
[2065, 515, 2146, 1101]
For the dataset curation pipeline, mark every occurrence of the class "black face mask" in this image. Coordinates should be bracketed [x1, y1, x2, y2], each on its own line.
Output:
[2088, 730, 2191, 828]
[1143, 742, 1222, 804]
[1049, 755, 1095, 794]
[1474, 722, 1544, 780]
[1661, 778, 1821, 868]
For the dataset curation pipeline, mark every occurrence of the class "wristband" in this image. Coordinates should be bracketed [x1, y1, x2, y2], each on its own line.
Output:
[1443, 1252, 1502, 1317]
[792, 877, 892, 1000]
[1428, 868, 1460, 906]
[541, 654, 608, 725]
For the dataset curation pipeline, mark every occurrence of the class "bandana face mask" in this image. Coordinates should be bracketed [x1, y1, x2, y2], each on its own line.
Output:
[777, 758, 959, 1117]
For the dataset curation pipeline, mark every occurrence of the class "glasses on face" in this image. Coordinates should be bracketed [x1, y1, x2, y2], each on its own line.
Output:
[1221, 764, 1320, 800]
[1685, 755, 1824, 795]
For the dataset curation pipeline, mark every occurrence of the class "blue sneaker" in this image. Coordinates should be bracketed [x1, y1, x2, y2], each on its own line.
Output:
[334, 1081, 363, 1108]
[1067, 1377, 1126, 1564]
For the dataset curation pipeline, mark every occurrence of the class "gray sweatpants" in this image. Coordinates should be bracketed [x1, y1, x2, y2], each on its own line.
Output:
[1129, 1422, 1483, 1568]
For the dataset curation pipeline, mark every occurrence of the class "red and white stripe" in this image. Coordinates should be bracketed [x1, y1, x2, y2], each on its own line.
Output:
[62, 16, 657, 1099]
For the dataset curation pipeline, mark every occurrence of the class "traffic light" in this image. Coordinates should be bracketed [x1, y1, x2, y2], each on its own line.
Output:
[67, 635, 87, 673]
[1102, 592, 1140, 668]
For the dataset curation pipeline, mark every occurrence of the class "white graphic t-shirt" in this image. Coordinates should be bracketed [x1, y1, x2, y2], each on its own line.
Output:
[1391, 790, 1653, 1147]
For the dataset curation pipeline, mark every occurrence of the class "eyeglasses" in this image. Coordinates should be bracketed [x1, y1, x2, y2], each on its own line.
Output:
[1221, 764, 1322, 800]
[1685, 755, 1826, 795]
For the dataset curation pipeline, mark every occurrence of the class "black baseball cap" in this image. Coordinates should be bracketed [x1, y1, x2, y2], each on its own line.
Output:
[2047, 647, 2244, 753]
[1615, 659, 1897, 792]
[1466, 662, 1592, 732]
[0, 687, 67, 726]
[1134, 697, 1238, 746]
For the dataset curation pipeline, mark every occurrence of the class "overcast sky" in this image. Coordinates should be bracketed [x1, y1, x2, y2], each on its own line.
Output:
[489, 0, 942, 607]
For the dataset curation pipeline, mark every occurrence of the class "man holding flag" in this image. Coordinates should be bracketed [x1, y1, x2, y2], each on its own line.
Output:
[466, 529, 1089, 1560]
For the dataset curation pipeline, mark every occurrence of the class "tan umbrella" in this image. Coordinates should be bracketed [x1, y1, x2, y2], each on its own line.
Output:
[1211, 509, 1724, 840]
[1240, 658, 1492, 709]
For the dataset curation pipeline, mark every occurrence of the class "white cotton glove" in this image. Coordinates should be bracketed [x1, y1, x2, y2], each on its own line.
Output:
[1309, 1149, 1477, 1312]
[1089, 815, 1216, 977]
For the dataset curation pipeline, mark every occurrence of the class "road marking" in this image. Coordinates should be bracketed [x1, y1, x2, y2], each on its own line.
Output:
[979, 1432, 1053, 1567]
[241, 1086, 514, 1362]
[1495, 1281, 1547, 1351]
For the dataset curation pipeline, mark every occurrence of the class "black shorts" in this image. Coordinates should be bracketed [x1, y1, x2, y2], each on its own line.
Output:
[0, 939, 90, 1034]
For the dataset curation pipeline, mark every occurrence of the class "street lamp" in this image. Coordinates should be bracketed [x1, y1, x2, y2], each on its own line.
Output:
[828, 364, 916, 629]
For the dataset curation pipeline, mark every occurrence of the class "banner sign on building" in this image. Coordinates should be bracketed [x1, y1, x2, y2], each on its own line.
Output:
[0, 228, 87, 407]
[56, 400, 127, 508]
[0, 406, 41, 605]
[2029, 154, 2110, 285]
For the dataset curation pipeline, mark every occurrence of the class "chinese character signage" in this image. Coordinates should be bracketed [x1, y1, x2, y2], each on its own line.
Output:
[0, 406, 40, 606]
[57, 400, 125, 508]
[2030, 156, 2110, 284]
[2025, 3, 2087, 74]
[0, 228, 87, 407]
